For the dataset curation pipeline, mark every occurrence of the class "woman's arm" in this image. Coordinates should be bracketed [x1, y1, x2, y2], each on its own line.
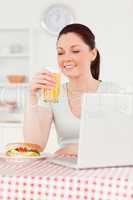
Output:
[23, 69, 55, 151]
[23, 93, 53, 151]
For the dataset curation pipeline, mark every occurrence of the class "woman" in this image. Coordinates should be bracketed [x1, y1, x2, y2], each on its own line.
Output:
[23, 23, 119, 155]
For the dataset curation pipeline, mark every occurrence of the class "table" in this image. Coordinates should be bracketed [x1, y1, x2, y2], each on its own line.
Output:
[0, 158, 133, 200]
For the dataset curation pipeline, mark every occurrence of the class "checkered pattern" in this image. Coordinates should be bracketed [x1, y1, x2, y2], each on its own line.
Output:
[0, 159, 133, 200]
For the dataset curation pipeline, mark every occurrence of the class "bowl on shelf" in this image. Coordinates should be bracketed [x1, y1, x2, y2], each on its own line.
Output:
[6, 74, 26, 83]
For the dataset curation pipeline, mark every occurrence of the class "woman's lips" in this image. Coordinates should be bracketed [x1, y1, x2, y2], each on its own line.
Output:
[64, 65, 76, 69]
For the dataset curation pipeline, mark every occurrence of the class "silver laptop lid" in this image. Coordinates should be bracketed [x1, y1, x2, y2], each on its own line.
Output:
[78, 93, 133, 168]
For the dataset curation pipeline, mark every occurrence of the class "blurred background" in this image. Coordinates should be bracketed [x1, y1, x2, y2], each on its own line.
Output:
[0, 0, 132, 152]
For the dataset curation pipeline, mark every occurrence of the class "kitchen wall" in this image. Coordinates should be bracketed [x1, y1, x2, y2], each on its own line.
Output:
[0, 0, 133, 151]
[0, 0, 132, 84]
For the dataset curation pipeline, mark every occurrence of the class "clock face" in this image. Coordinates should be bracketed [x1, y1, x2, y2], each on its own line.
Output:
[41, 4, 75, 35]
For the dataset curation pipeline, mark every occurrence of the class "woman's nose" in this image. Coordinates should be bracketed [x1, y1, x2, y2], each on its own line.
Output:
[63, 53, 73, 62]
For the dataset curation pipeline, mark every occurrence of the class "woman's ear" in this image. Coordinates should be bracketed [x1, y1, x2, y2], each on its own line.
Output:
[90, 48, 97, 61]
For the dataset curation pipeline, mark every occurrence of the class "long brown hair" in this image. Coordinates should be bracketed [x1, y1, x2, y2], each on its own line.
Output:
[57, 23, 100, 80]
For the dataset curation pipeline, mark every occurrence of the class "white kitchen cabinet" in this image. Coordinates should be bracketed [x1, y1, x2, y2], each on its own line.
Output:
[0, 123, 23, 151]
[0, 28, 32, 122]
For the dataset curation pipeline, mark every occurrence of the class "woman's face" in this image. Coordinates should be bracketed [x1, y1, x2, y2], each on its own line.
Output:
[57, 32, 96, 79]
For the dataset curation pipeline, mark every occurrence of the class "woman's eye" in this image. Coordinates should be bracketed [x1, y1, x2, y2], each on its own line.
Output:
[72, 50, 80, 53]
[57, 52, 63, 55]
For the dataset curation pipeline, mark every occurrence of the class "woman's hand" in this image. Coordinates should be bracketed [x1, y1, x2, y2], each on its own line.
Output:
[29, 69, 56, 96]
[54, 144, 78, 156]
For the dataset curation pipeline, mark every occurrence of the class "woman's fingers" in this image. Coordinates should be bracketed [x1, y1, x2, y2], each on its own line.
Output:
[29, 70, 57, 95]
[32, 78, 55, 87]
[33, 75, 56, 85]
[55, 150, 77, 157]
[54, 145, 78, 156]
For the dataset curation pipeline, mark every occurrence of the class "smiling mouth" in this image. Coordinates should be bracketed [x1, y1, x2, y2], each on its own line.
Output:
[64, 65, 76, 70]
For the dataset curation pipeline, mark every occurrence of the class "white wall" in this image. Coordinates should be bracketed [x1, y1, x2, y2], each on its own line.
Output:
[0, 0, 133, 84]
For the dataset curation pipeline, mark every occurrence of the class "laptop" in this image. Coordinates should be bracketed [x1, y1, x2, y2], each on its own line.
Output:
[49, 93, 133, 169]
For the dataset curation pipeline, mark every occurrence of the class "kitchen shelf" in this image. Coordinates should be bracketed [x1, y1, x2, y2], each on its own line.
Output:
[0, 55, 29, 59]
[0, 83, 29, 87]
[0, 111, 23, 124]
[0, 28, 31, 92]
[0, 122, 23, 127]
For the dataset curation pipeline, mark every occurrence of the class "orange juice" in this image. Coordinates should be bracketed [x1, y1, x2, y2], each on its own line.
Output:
[42, 72, 60, 103]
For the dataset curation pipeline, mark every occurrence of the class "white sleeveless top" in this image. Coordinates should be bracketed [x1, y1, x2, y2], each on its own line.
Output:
[38, 81, 120, 147]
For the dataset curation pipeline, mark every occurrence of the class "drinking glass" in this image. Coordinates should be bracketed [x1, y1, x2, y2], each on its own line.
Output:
[41, 66, 60, 103]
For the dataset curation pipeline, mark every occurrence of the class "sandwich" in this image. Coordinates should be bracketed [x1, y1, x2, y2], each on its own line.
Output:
[5, 143, 42, 157]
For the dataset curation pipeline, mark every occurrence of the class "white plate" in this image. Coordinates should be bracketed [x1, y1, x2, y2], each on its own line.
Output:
[0, 152, 53, 163]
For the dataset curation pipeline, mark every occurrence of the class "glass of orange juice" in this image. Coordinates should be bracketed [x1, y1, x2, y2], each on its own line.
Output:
[41, 66, 60, 103]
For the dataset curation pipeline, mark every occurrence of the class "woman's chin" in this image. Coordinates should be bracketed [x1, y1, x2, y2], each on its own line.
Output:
[63, 71, 79, 78]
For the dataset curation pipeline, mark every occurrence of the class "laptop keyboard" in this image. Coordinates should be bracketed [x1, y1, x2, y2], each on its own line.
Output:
[50, 155, 77, 165]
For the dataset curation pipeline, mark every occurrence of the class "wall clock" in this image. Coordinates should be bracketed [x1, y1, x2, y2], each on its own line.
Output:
[41, 4, 75, 35]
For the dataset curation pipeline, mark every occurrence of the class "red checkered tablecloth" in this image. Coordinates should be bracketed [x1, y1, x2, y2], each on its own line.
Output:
[0, 158, 133, 200]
